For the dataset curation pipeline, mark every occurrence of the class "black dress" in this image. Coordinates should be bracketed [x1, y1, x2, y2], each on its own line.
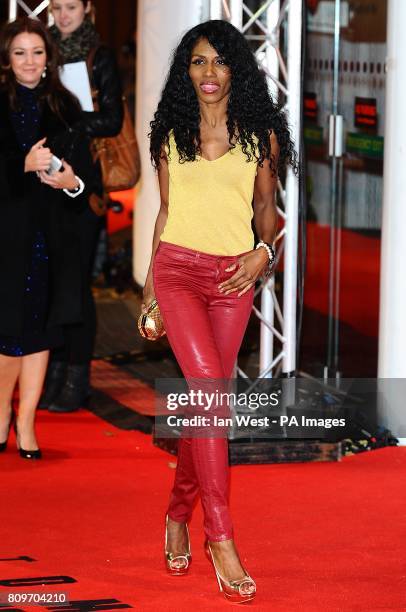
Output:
[0, 85, 62, 356]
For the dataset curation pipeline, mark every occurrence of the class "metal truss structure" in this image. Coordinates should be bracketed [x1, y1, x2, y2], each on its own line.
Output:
[8, 0, 51, 23]
[210, 0, 302, 382]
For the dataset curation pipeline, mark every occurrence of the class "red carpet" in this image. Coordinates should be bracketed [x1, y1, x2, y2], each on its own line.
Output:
[304, 223, 380, 338]
[91, 360, 156, 415]
[1, 410, 405, 611]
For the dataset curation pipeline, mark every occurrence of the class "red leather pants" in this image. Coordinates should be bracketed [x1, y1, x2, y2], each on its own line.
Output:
[153, 241, 254, 541]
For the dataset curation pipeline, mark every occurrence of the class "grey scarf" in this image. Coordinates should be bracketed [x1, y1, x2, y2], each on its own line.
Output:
[49, 17, 100, 64]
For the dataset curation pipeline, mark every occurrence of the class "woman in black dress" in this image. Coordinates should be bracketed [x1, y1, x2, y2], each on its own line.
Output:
[0, 17, 93, 458]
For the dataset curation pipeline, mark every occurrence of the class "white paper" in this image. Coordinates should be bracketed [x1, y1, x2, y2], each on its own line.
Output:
[59, 61, 94, 112]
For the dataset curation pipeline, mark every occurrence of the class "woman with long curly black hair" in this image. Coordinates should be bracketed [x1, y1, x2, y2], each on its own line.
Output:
[143, 20, 296, 602]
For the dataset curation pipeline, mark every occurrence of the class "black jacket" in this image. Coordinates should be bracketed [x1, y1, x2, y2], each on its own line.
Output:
[75, 45, 123, 139]
[72, 46, 123, 195]
[0, 91, 94, 336]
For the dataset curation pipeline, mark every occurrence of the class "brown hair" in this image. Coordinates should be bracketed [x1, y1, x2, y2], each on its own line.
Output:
[49, 0, 96, 23]
[0, 17, 81, 120]
[58, 0, 91, 5]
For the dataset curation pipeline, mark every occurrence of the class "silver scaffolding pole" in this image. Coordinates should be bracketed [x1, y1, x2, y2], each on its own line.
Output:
[9, 0, 17, 21]
[209, 0, 302, 379]
[8, 0, 51, 22]
[378, 0, 406, 379]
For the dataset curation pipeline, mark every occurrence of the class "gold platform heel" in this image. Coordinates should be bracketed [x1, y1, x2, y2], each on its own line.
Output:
[164, 515, 192, 575]
[204, 540, 256, 603]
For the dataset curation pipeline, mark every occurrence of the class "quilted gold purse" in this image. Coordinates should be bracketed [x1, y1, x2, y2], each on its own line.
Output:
[138, 299, 166, 341]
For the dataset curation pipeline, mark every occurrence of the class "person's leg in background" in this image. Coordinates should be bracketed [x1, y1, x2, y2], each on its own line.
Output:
[0, 355, 21, 450]
[0, 351, 49, 456]
[48, 208, 102, 413]
[17, 351, 49, 453]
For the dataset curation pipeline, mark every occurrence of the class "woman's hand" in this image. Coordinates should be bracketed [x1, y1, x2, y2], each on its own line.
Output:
[218, 248, 269, 297]
[38, 160, 79, 191]
[142, 276, 156, 313]
[24, 138, 53, 173]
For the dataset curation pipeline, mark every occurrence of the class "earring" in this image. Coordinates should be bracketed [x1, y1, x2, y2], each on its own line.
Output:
[42, 67, 47, 79]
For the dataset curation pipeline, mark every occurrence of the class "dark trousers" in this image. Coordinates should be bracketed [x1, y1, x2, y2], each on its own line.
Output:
[153, 241, 254, 541]
[53, 208, 102, 366]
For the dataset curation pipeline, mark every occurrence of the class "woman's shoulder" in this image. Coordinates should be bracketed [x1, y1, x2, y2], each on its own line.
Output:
[92, 44, 118, 70]
[91, 44, 120, 90]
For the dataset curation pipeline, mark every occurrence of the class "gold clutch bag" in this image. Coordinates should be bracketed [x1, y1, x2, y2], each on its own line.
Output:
[138, 299, 166, 341]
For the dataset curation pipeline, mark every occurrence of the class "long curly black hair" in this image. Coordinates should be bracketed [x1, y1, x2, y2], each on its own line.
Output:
[150, 20, 297, 175]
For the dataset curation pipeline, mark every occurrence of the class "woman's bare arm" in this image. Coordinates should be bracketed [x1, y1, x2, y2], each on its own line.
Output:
[142, 154, 169, 309]
[218, 132, 279, 296]
[253, 131, 279, 245]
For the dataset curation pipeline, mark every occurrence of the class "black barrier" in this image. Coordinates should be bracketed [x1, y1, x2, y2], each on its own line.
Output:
[153, 378, 402, 445]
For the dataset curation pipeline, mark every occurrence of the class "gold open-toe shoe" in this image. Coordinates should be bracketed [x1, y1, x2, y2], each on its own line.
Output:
[164, 515, 192, 576]
[205, 540, 256, 603]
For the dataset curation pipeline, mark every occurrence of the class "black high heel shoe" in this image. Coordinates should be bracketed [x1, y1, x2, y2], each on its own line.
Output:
[14, 422, 42, 460]
[0, 409, 15, 453]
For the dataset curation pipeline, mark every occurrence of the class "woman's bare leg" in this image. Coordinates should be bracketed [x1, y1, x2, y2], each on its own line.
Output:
[16, 351, 49, 450]
[0, 355, 21, 442]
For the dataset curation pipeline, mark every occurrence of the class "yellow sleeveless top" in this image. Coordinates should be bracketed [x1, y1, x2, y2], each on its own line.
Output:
[160, 132, 258, 256]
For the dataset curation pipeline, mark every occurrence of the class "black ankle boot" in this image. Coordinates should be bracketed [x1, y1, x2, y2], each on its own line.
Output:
[48, 364, 91, 413]
[38, 361, 67, 409]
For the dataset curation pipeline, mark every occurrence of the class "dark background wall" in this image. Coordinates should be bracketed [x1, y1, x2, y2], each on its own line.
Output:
[93, 0, 137, 53]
